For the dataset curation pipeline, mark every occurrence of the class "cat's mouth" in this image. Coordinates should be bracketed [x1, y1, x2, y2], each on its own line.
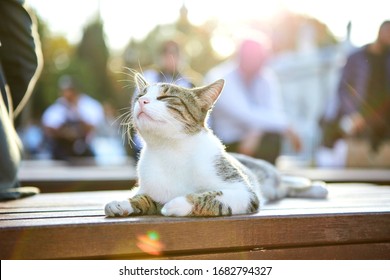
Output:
[137, 111, 164, 123]
[137, 111, 153, 120]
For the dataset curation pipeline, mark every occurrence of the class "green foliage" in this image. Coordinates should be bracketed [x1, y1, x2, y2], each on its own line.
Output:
[122, 6, 223, 84]
[30, 12, 117, 119]
[77, 18, 114, 101]
[29, 13, 75, 118]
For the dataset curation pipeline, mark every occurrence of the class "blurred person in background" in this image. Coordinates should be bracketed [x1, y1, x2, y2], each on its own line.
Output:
[318, 20, 390, 168]
[139, 39, 197, 88]
[0, 0, 42, 199]
[42, 75, 104, 161]
[205, 36, 301, 164]
[131, 40, 200, 157]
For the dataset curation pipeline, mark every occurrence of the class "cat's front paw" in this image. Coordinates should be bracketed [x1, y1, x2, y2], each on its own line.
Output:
[105, 200, 133, 217]
[161, 196, 192, 217]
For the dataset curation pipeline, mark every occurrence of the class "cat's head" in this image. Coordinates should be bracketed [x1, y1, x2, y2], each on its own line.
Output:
[132, 72, 224, 141]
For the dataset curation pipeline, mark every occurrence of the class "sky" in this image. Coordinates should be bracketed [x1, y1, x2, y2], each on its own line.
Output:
[27, 0, 390, 52]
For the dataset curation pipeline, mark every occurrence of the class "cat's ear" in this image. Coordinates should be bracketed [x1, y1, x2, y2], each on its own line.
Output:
[194, 79, 224, 111]
[134, 73, 149, 92]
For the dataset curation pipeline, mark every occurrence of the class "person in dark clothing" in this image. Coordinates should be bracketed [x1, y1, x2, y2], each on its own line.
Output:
[318, 20, 390, 167]
[0, 0, 42, 199]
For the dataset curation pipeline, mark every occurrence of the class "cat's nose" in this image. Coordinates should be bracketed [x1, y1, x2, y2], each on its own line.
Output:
[138, 97, 150, 108]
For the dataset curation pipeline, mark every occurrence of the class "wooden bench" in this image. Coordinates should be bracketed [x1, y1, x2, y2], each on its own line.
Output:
[282, 168, 390, 185]
[1, 183, 389, 259]
[18, 160, 137, 192]
[18, 159, 390, 193]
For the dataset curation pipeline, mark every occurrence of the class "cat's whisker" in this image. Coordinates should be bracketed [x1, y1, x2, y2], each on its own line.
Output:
[112, 110, 131, 126]
[116, 69, 139, 92]
[174, 76, 185, 85]
[117, 106, 132, 112]
[159, 70, 168, 84]
[119, 114, 133, 127]
[117, 111, 136, 147]
[115, 71, 133, 78]
[136, 60, 145, 78]
[117, 78, 133, 83]
[123, 67, 139, 75]
[121, 84, 135, 90]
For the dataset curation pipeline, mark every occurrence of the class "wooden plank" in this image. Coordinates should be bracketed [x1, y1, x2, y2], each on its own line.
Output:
[0, 206, 101, 214]
[1, 207, 390, 228]
[18, 160, 137, 192]
[18, 164, 136, 181]
[0, 212, 389, 259]
[0, 184, 389, 223]
[18, 160, 390, 194]
[0, 190, 135, 209]
[158, 243, 390, 260]
[0, 183, 389, 259]
[0, 184, 389, 222]
[1, 184, 389, 213]
[0, 210, 103, 221]
[281, 168, 390, 184]
[19, 180, 134, 193]
[20, 161, 390, 185]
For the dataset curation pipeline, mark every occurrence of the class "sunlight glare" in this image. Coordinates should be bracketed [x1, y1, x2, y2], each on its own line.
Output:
[27, 0, 390, 50]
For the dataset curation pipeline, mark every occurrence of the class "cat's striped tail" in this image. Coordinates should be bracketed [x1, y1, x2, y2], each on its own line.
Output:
[281, 175, 328, 199]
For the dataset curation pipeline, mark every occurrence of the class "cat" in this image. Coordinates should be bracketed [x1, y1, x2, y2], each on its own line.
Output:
[105, 72, 327, 217]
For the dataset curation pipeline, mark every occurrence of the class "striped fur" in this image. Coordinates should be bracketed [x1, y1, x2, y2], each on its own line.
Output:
[186, 191, 232, 216]
[129, 194, 163, 215]
[104, 72, 327, 218]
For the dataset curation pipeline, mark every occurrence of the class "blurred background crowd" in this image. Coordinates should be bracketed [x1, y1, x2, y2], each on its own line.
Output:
[9, 0, 390, 169]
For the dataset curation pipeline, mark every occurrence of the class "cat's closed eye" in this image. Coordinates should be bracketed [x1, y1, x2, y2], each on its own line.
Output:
[156, 95, 179, 101]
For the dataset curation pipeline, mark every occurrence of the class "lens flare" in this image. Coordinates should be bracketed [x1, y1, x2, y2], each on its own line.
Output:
[136, 230, 164, 256]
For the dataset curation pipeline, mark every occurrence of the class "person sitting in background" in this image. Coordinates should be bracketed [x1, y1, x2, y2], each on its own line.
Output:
[139, 39, 197, 88]
[131, 40, 200, 157]
[318, 20, 390, 168]
[41, 75, 104, 160]
[205, 36, 301, 164]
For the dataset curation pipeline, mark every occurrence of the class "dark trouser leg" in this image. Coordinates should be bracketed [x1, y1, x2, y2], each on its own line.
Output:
[255, 132, 282, 164]
[0, 0, 41, 200]
[225, 132, 282, 164]
[0, 66, 39, 200]
[0, 85, 22, 199]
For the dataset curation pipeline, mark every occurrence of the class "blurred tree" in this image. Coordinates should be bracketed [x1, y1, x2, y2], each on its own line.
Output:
[26, 9, 75, 120]
[122, 4, 221, 84]
[77, 16, 115, 101]
[26, 10, 120, 122]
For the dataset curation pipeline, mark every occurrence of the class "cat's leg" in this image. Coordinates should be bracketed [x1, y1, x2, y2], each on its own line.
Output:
[105, 194, 162, 217]
[161, 189, 259, 217]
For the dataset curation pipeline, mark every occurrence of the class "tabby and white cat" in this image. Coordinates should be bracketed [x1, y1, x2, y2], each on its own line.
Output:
[105, 73, 327, 217]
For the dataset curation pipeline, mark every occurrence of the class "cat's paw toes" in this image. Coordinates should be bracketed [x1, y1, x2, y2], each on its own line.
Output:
[161, 196, 192, 217]
[105, 200, 133, 217]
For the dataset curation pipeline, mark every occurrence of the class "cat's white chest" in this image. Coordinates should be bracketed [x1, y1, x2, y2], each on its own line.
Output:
[138, 133, 220, 203]
[137, 147, 201, 203]
[136, 132, 224, 204]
